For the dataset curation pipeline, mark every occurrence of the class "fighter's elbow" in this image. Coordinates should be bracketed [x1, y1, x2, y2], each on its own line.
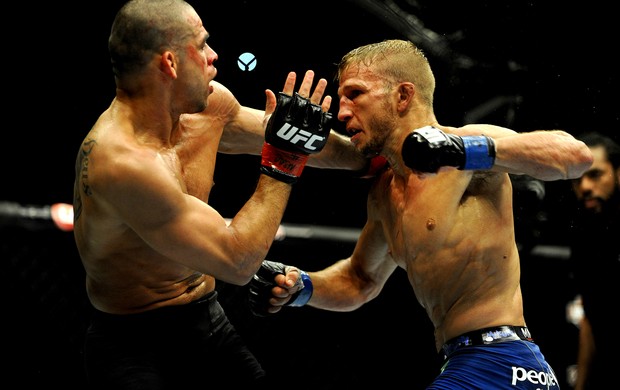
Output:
[217, 254, 265, 286]
[222, 266, 256, 286]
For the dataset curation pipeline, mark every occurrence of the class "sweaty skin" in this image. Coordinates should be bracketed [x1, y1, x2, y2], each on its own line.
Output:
[74, 71, 363, 315]
[264, 43, 593, 353]
[371, 157, 521, 351]
[73, 4, 363, 315]
[74, 81, 228, 313]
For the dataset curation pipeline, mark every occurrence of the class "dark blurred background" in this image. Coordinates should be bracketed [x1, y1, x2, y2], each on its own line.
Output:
[2, 0, 617, 388]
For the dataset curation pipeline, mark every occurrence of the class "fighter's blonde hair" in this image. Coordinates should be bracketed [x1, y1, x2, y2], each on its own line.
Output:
[337, 39, 436, 107]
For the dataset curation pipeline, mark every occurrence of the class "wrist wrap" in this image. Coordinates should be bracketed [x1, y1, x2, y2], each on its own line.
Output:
[462, 136, 496, 170]
[260, 142, 309, 184]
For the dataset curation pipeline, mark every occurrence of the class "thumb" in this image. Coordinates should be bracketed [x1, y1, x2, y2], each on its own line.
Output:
[264, 89, 277, 117]
[283, 266, 304, 292]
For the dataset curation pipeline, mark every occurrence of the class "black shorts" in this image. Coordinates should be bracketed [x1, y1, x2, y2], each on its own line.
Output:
[84, 291, 266, 389]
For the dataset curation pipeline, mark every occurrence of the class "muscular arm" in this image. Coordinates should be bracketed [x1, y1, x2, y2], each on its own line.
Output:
[104, 151, 291, 286]
[306, 219, 397, 311]
[282, 193, 397, 311]
[457, 125, 593, 180]
[248, 187, 397, 314]
[82, 72, 330, 288]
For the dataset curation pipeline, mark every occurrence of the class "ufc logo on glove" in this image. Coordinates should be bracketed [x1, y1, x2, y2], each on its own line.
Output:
[260, 92, 333, 184]
[275, 124, 326, 151]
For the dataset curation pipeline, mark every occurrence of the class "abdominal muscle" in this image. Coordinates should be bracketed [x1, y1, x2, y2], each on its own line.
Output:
[84, 251, 216, 315]
[405, 243, 525, 352]
[379, 169, 525, 351]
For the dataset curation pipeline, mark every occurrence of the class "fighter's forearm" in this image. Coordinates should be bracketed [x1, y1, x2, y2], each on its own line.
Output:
[307, 131, 367, 170]
[493, 130, 592, 180]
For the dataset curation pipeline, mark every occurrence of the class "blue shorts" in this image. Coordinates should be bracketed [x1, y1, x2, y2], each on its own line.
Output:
[429, 326, 560, 389]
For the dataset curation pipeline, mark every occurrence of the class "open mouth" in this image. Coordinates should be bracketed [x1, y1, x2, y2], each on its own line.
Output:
[347, 128, 362, 137]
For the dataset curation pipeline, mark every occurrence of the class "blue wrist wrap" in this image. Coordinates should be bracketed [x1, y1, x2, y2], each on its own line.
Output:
[462, 136, 496, 170]
[287, 271, 313, 307]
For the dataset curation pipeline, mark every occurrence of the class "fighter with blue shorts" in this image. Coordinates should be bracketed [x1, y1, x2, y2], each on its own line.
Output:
[431, 325, 559, 389]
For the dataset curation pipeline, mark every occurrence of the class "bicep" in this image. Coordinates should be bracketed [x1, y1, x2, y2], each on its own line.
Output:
[351, 219, 397, 286]
[310, 219, 394, 311]
[142, 195, 237, 271]
[458, 124, 517, 138]
[219, 106, 265, 154]
[107, 164, 235, 274]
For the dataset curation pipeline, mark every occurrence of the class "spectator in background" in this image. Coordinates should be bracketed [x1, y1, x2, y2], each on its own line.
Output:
[568, 131, 620, 389]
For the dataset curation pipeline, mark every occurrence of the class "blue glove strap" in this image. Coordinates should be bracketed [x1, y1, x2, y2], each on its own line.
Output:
[462, 136, 496, 170]
[287, 271, 313, 307]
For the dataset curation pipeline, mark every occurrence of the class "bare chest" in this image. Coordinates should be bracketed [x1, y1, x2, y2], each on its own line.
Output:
[373, 170, 472, 268]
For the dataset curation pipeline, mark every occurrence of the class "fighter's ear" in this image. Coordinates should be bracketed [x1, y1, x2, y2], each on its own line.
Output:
[160, 51, 177, 79]
[397, 82, 415, 112]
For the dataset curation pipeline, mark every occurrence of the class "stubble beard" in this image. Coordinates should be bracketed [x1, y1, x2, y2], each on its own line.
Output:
[359, 110, 395, 158]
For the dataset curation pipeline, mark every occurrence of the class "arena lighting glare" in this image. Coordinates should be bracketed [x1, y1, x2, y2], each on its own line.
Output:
[0, 201, 74, 232]
[237, 52, 257, 71]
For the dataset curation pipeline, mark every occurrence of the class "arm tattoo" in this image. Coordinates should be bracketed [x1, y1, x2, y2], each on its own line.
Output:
[73, 138, 96, 220]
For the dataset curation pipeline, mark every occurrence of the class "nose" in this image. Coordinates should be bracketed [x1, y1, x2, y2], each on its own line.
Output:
[208, 46, 218, 64]
[573, 176, 594, 198]
[337, 97, 352, 122]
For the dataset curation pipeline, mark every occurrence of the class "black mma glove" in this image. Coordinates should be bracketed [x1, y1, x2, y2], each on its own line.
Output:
[402, 126, 496, 173]
[247, 260, 313, 317]
[260, 92, 333, 184]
